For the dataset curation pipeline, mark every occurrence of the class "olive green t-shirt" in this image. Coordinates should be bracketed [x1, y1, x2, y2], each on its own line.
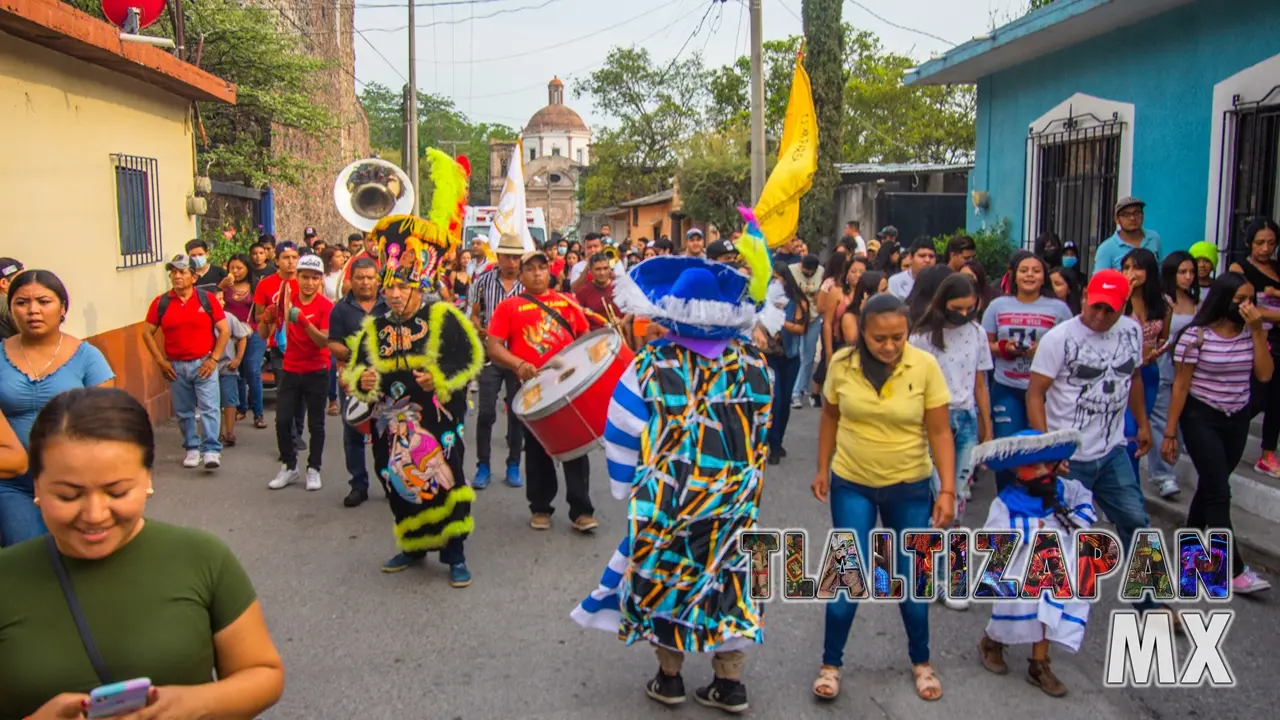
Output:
[0, 520, 257, 720]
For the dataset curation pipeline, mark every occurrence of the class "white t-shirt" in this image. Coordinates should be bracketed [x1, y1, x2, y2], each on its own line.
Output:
[887, 270, 915, 299]
[569, 260, 588, 285]
[1030, 315, 1144, 462]
[981, 295, 1074, 389]
[909, 322, 994, 411]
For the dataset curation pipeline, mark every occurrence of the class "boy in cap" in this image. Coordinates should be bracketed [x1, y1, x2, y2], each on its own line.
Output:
[1093, 197, 1161, 271]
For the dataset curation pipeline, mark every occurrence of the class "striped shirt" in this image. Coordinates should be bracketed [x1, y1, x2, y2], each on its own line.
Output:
[1173, 327, 1257, 414]
[467, 267, 523, 328]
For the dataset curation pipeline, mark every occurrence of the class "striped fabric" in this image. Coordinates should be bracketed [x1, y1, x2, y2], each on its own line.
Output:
[467, 267, 524, 328]
[1173, 326, 1257, 415]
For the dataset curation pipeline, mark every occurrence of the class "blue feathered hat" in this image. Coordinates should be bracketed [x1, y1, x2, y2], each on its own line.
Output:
[610, 256, 757, 340]
[971, 429, 1081, 472]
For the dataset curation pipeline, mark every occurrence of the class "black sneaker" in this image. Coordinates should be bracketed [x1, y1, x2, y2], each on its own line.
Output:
[694, 678, 748, 714]
[778, 447, 787, 458]
[767, 453, 781, 466]
[343, 488, 368, 507]
[645, 671, 686, 706]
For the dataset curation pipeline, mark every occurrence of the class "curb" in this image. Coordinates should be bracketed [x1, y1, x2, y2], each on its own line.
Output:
[1142, 488, 1280, 576]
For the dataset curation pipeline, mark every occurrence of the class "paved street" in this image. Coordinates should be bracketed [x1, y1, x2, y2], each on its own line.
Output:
[144, 397, 1277, 719]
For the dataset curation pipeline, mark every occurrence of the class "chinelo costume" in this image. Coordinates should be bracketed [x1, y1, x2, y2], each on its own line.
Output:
[340, 149, 484, 585]
[570, 209, 775, 714]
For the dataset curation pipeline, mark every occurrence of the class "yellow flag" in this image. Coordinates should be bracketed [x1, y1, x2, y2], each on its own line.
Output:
[754, 52, 818, 249]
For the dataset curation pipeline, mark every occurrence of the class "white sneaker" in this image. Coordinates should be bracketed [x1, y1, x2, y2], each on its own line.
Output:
[1157, 477, 1180, 498]
[944, 597, 971, 611]
[202, 452, 221, 470]
[182, 450, 201, 468]
[305, 468, 322, 491]
[268, 465, 298, 490]
[1232, 567, 1272, 594]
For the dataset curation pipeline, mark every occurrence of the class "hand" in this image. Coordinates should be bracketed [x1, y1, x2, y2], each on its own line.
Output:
[218, 275, 234, 289]
[412, 369, 435, 392]
[288, 307, 302, 324]
[1025, 341, 1038, 359]
[28, 693, 90, 719]
[359, 369, 378, 392]
[227, 359, 241, 372]
[1134, 423, 1152, 458]
[979, 420, 994, 444]
[1264, 286, 1280, 298]
[811, 472, 829, 502]
[262, 305, 278, 325]
[196, 358, 216, 379]
[1160, 436, 1179, 465]
[932, 493, 956, 528]
[1241, 300, 1264, 332]
[158, 359, 178, 382]
[115, 685, 205, 720]
[752, 326, 769, 348]
[516, 361, 538, 382]
[544, 356, 566, 371]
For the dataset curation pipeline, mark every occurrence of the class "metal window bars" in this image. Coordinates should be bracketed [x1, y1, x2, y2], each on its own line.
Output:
[111, 153, 164, 269]
[1218, 86, 1280, 264]
[1025, 110, 1124, 276]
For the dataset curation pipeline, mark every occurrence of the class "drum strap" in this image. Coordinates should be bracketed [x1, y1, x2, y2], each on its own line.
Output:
[520, 293, 577, 339]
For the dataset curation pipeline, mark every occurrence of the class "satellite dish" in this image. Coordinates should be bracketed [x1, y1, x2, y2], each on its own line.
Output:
[101, 0, 168, 31]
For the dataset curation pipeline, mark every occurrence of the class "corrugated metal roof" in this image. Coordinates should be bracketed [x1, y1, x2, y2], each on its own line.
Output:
[618, 188, 676, 207]
[835, 162, 974, 175]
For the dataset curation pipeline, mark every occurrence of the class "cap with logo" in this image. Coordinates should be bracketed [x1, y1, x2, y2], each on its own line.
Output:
[297, 254, 325, 275]
[304, 227, 318, 237]
[801, 254, 821, 272]
[164, 254, 190, 272]
[706, 238, 737, 260]
[880, 225, 899, 237]
[1086, 269, 1130, 311]
[686, 228, 704, 238]
[0, 257, 23, 280]
[1114, 196, 1145, 215]
[472, 233, 490, 245]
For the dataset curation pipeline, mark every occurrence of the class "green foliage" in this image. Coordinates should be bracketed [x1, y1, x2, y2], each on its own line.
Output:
[207, 218, 261, 266]
[930, 217, 1016, 278]
[706, 37, 802, 136]
[675, 127, 777, 233]
[800, 0, 845, 251]
[580, 130, 669, 210]
[1028, 0, 1056, 10]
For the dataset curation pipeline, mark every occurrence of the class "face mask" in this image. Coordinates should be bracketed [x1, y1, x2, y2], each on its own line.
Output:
[1227, 302, 1245, 325]
[191, 256, 208, 269]
[1062, 256, 1078, 269]
[945, 309, 977, 326]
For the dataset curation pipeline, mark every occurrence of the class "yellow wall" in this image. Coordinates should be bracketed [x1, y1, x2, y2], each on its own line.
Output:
[0, 32, 197, 340]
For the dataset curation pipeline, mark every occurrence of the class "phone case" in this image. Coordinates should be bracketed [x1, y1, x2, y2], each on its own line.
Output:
[87, 678, 151, 719]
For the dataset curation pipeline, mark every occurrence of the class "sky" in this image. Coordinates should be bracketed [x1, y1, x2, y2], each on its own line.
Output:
[351, 0, 1030, 131]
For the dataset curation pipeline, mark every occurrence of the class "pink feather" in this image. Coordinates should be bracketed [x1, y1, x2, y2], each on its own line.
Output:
[737, 206, 758, 225]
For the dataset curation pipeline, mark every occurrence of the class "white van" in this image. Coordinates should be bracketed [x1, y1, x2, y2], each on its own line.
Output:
[464, 206, 548, 247]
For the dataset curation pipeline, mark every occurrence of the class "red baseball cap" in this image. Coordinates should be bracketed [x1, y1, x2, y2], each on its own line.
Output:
[1086, 269, 1130, 311]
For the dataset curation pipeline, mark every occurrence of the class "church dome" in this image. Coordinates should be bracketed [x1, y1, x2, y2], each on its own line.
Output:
[526, 77, 589, 134]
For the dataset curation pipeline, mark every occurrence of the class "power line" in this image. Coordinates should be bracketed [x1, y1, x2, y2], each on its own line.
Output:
[356, 0, 561, 33]
[732, 0, 744, 60]
[354, 27, 409, 84]
[653, 0, 719, 86]
[845, 0, 955, 47]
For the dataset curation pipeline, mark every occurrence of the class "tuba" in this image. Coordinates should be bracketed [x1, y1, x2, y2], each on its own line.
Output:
[333, 158, 416, 232]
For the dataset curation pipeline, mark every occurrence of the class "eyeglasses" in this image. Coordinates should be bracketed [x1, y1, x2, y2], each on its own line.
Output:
[1118, 209, 1144, 219]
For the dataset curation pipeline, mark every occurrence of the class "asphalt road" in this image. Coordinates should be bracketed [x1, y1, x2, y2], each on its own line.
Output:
[144, 397, 1278, 719]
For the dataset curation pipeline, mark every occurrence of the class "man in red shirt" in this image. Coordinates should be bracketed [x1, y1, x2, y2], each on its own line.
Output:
[574, 252, 620, 320]
[255, 241, 305, 443]
[143, 254, 231, 471]
[261, 253, 333, 492]
[486, 249, 599, 533]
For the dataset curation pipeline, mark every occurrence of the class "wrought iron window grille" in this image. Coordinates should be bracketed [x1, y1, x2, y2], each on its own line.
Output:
[1217, 85, 1280, 262]
[111, 153, 164, 269]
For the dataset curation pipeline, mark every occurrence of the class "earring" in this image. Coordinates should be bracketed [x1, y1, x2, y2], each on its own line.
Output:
[146, 488, 155, 496]
[32, 496, 40, 506]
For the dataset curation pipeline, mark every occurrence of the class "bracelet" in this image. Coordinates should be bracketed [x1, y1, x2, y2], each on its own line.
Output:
[938, 490, 955, 497]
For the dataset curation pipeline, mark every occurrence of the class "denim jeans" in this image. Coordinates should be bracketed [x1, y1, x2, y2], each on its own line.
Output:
[1125, 363, 1160, 481]
[0, 475, 46, 547]
[1180, 396, 1250, 577]
[822, 475, 932, 668]
[340, 388, 372, 491]
[1146, 377, 1182, 483]
[792, 318, 822, 400]
[767, 353, 802, 452]
[932, 407, 978, 519]
[171, 359, 222, 454]
[327, 364, 339, 402]
[990, 381, 1026, 491]
[237, 333, 266, 418]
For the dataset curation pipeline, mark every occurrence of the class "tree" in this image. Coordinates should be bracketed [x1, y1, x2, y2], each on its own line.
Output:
[1029, 0, 1055, 9]
[578, 130, 669, 211]
[675, 127, 777, 234]
[801, 0, 845, 251]
[358, 82, 403, 151]
[705, 37, 802, 136]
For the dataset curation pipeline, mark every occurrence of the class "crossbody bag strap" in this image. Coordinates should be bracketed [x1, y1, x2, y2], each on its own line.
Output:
[519, 293, 577, 339]
[45, 535, 111, 684]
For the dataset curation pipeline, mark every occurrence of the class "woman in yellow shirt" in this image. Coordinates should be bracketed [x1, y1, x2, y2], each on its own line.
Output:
[810, 293, 956, 704]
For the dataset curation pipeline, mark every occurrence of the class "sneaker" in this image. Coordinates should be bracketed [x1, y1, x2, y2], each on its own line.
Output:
[382, 552, 424, 573]
[305, 468, 322, 491]
[944, 597, 970, 611]
[811, 394, 822, 408]
[791, 397, 803, 409]
[573, 515, 599, 533]
[505, 462, 523, 488]
[694, 678, 748, 714]
[1232, 567, 1272, 594]
[530, 513, 552, 530]
[182, 449, 202, 468]
[1254, 456, 1280, 477]
[343, 488, 368, 507]
[449, 562, 472, 588]
[1156, 477, 1180, 499]
[202, 452, 221, 470]
[268, 465, 298, 490]
[474, 462, 491, 490]
[767, 453, 781, 466]
[778, 447, 787, 458]
[645, 671, 686, 706]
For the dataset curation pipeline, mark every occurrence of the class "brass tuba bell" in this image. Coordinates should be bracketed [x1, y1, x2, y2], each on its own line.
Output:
[333, 158, 417, 232]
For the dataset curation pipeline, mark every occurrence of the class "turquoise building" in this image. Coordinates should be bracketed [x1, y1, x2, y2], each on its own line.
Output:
[906, 0, 1280, 272]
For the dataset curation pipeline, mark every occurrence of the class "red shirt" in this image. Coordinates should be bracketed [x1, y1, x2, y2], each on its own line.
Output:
[253, 274, 300, 347]
[549, 257, 565, 279]
[574, 280, 618, 318]
[145, 290, 225, 361]
[282, 293, 333, 374]
[488, 291, 590, 368]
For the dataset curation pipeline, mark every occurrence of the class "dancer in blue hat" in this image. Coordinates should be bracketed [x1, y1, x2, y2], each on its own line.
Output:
[570, 221, 775, 714]
[972, 428, 1096, 697]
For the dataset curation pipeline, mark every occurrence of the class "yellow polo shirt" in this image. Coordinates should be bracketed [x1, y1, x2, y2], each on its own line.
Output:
[822, 344, 951, 487]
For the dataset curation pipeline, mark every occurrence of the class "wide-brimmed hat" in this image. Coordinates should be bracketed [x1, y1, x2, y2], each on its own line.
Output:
[971, 429, 1081, 472]
[495, 232, 526, 256]
[611, 256, 755, 340]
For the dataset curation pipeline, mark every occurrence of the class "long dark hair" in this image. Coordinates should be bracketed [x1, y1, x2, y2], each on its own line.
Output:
[1243, 217, 1280, 265]
[7, 269, 69, 312]
[1007, 250, 1054, 299]
[914, 273, 980, 352]
[1172, 272, 1251, 353]
[906, 265, 954, 328]
[28, 388, 156, 479]
[823, 252, 849, 286]
[845, 270, 885, 319]
[1049, 266, 1084, 315]
[873, 240, 900, 273]
[774, 261, 808, 333]
[1121, 248, 1168, 324]
[1034, 232, 1063, 267]
[843, 256, 871, 295]
[962, 260, 994, 312]
[1161, 250, 1200, 306]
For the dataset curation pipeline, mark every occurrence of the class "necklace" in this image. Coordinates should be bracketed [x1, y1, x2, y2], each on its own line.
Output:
[19, 332, 64, 381]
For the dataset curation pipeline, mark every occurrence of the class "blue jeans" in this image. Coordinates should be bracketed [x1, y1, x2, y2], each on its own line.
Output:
[768, 353, 802, 452]
[0, 475, 46, 547]
[822, 475, 933, 667]
[1146, 377, 1181, 483]
[792, 318, 822, 400]
[237, 333, 266, 418]
[1125, 363, 1161, 480]
[171, 359, 222, 454]
[1060, 445, 1158, 611]
[990, 381, 1027, 491]
[933, 408, 978, 518]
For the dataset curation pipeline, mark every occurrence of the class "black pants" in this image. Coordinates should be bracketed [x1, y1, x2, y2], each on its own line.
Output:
[276, 370, 327, 471]
[369, 426, 465, 564]
[523, 425, 593, 520]
[475, 363, 523, 466]
[1255, 347, 1280, 451]
[1180, 396, 1248, 577]
[271, 348, 304, 441]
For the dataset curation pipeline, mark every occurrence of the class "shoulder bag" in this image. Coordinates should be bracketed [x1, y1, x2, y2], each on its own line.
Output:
[46, 535, 112, 684]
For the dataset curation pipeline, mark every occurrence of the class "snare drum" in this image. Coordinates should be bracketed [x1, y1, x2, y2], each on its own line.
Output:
[513, 327, 636, 462]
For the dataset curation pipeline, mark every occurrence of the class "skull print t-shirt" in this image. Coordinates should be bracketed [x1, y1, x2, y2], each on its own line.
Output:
[1030, 315, 1143, 462]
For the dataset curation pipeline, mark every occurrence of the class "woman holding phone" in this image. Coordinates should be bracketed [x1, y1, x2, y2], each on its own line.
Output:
[0, 388, 284, 719]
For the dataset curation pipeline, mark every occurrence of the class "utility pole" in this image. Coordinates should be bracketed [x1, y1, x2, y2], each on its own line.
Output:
[406, 0, 420, 214]
[749, 0, 765, 204]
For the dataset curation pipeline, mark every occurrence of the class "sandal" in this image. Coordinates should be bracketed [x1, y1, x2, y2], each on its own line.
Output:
[222, 434, 237, 447]
[236, 410, 247, 421]
[254, 416, 268, 429]
[812, 665, 840, 700]
[912, 663, 942, 701]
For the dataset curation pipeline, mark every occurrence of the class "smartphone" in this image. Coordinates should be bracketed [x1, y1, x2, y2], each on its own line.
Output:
[86, 678, 151, 719]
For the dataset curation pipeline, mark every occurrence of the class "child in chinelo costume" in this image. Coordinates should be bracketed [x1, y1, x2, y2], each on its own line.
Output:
[972, 429, 1096, 697]
[341, 149, 484, 585]
[571, 220, 776, 714]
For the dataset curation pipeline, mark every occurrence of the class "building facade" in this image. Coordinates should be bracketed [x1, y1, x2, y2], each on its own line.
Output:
[907, 0, 1280, 272]
[0, 0, 236, 419]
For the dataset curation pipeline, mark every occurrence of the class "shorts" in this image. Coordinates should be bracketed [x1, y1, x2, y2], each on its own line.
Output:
[219, 374, 240, 409]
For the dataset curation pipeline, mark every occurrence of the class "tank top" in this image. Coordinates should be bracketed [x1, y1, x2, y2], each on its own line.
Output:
[1238, 259, 1280, 347]
[223, 283, 253, 323]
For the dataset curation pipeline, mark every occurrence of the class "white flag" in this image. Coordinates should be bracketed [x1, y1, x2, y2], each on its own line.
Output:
[489, 137, 535, 252]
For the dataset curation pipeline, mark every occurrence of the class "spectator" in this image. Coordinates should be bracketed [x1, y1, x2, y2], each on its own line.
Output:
[570, 233, 604, 290]
[685, 228, 707, 258]
[223, 255, 267, 430]
[347, 232, 366, 258]
[303, 226, 318, 247]
[773, 237, 804, 267]
[255, 242, 304, 450]
[765, 261, 809, 465]
[1093, 197, 1161, 272]
[790, 254, 824, 408]
[575, 252, 620, 320]
[213, 293, 251, 448]
[1034, 232, 1064, 269]
[0, 257, 23, 339]
[888, 239, 937, 299]
[248, 239, 277, 286]
[1227, 218, 1280, 477]
[142, 254, 230, 471]
[842, 221, 867, 257]
[185, 239, 228, 290]
[945, 236, 976, 272]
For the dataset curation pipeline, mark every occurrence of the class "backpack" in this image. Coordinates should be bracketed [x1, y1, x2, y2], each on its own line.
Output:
[156, 290, 216, 340]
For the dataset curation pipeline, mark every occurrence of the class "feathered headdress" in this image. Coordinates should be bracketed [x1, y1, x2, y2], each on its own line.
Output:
[369, 150, 470, 292]
[735, 206, 773, 304]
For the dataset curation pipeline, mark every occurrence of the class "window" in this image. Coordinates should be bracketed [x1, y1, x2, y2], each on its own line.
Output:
[111, 154, 163, 268]
[1219, 86, 1280, 262]
[500, 160, 508, 177]
[552, 146, 561, 157]
[530, 148, 537, 161]
[576, 148, 584, 164]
